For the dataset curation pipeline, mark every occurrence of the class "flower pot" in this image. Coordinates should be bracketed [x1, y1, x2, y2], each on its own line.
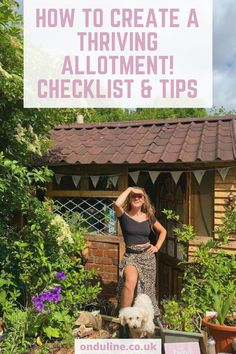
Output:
[202, 315, 236, 353]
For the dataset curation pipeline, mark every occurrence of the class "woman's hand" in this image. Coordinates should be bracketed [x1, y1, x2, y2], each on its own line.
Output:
[114, 187, 134, 217]
[147, 244, 159, 254]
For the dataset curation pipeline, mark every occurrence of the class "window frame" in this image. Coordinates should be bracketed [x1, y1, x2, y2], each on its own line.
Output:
[47, 165, 128, 238]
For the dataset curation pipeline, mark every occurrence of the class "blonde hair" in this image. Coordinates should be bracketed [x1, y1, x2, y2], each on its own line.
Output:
[123, 187, 156, 224]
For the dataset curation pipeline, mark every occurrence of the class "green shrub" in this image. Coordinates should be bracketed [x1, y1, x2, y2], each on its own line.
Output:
[0, 207, 101, 348]
[162, 207, 236, 318]
[161, 299, 201, 333]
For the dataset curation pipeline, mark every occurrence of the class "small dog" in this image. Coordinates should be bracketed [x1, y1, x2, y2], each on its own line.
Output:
[119, 294, 155, 338]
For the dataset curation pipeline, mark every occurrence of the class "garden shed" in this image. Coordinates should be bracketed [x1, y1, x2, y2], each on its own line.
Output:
[44, 115, 236, 302]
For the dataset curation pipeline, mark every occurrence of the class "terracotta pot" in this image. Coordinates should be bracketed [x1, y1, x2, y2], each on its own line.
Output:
[202, 315, 236, 353]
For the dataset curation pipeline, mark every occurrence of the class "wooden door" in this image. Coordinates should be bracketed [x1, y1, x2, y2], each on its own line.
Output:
[156, 173, 188, 301]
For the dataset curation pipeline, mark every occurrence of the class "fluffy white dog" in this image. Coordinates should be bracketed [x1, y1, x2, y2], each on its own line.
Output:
[119, 294, 155, 338]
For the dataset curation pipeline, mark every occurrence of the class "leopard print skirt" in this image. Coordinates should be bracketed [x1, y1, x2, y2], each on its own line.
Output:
[117, 243, 160, 316]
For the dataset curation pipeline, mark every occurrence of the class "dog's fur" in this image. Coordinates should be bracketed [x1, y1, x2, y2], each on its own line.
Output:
[119, 294, 155, 338]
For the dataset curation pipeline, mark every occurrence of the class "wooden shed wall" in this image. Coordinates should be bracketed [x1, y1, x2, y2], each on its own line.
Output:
[214, 167, 236, 226]
[188, 167, 236, 259]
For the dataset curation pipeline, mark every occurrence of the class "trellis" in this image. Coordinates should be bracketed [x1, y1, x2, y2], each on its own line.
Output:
[53, 197, 117, 235]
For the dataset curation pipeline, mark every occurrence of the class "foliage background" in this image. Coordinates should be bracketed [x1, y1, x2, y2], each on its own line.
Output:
[0, 1, 101, 351]
[1, 0, 235, 351]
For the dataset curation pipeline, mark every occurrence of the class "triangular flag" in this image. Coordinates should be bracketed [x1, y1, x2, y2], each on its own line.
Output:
[148, 171, 160, 184]
[109, 175, 119, 188]
[55, 174, 64, 185]
[90, 175, 100, 188]
[129, 171, 140, 184]
[72, 175, 81, 188]
[193, 170, 206, 184]
[170, 171, 183, 184]
[218, 168, 229, 181]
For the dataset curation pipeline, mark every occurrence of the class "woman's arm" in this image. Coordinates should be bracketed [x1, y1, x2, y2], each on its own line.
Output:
[113, 187, 134, 217]
[147, 221, 167, 254]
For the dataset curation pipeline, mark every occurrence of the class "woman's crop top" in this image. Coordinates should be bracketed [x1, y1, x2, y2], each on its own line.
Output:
[117, 213, 156, 246]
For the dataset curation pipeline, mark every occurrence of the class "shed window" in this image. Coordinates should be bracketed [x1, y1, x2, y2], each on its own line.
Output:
[53, 197, 117, 235]
[191, 171, 214, 237]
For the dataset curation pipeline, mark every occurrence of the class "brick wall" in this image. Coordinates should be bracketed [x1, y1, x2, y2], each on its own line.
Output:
[84, 234, 120, 302]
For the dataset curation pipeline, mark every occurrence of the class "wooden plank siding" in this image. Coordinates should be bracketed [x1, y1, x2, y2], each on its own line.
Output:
[188, 167, 236, 259]
[188, 236, 236, 261]
[214, 167, 236, 227]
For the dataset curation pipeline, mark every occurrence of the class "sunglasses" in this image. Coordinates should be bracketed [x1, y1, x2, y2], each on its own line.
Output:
[131, 193, 144, 199]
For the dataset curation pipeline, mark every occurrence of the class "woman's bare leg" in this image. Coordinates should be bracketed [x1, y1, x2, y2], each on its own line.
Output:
[120, 265, 138, 308]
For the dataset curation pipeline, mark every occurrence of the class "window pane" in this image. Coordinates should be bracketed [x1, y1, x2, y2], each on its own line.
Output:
[192, 171, 214, 236]
[53, 197, 117, 235]
[168, 239, 175, 257]
[177, 243, 186, 260]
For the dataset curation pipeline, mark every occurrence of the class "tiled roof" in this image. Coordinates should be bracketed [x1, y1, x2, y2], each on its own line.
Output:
[46, 116, 236, 165]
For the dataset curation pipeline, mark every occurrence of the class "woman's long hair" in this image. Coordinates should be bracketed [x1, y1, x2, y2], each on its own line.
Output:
[123, 187, 156, 224]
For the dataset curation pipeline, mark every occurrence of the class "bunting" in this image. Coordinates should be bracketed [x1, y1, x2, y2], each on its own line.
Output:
[217, 167, 229, 181]
[170, 171, 183, 184]
[129, 171, 140, 184]
[55, 174, 63, 185]
[72, 175, 81, 188]
[90, 175, 100, 188]
[54, 166, 234, 189]
[109, 175, 119, 188]
[148, 171, 160, 184]
[193, 170, 206, 184]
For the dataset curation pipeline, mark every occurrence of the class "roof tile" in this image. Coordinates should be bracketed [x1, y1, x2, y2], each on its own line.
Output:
[143, 151, 162, 164]
[126, 152, 145, 164]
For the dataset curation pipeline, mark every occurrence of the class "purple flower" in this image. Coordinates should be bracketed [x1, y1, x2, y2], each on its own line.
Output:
[51, 293, 62, 303]
[55, 272, 66, 281]
[38, 292, 49, 302]
[33, 297, 44, 312]
[52, 286, 62, 294]
[35, 302, 44, 312]
[32, 296, 38, 304]
[44, 290, 54, 303]
[42, 290, 62, 303]
[33, 297, 41, 305]
[32, 285, 63, 311]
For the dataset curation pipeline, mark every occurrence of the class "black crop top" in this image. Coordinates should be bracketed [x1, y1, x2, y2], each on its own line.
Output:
[118, 213, 156, 246]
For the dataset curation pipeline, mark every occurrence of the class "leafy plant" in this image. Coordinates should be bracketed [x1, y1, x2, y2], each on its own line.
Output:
[161, 298, 201, 333]
[0, 211, 101, 348]
[0, 1, 101, 346]
[162, 209, 195, 242]
[0, 308, 31, 354]
[181, 243, 236, 316]
[161, 206, 236, 326]
[209, 280, 236, 325]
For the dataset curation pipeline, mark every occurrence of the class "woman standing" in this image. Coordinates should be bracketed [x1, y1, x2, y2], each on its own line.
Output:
[114, 186, 167, 317]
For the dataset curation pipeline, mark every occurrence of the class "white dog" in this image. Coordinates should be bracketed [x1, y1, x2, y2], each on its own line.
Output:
[119, 294, 155, 338]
